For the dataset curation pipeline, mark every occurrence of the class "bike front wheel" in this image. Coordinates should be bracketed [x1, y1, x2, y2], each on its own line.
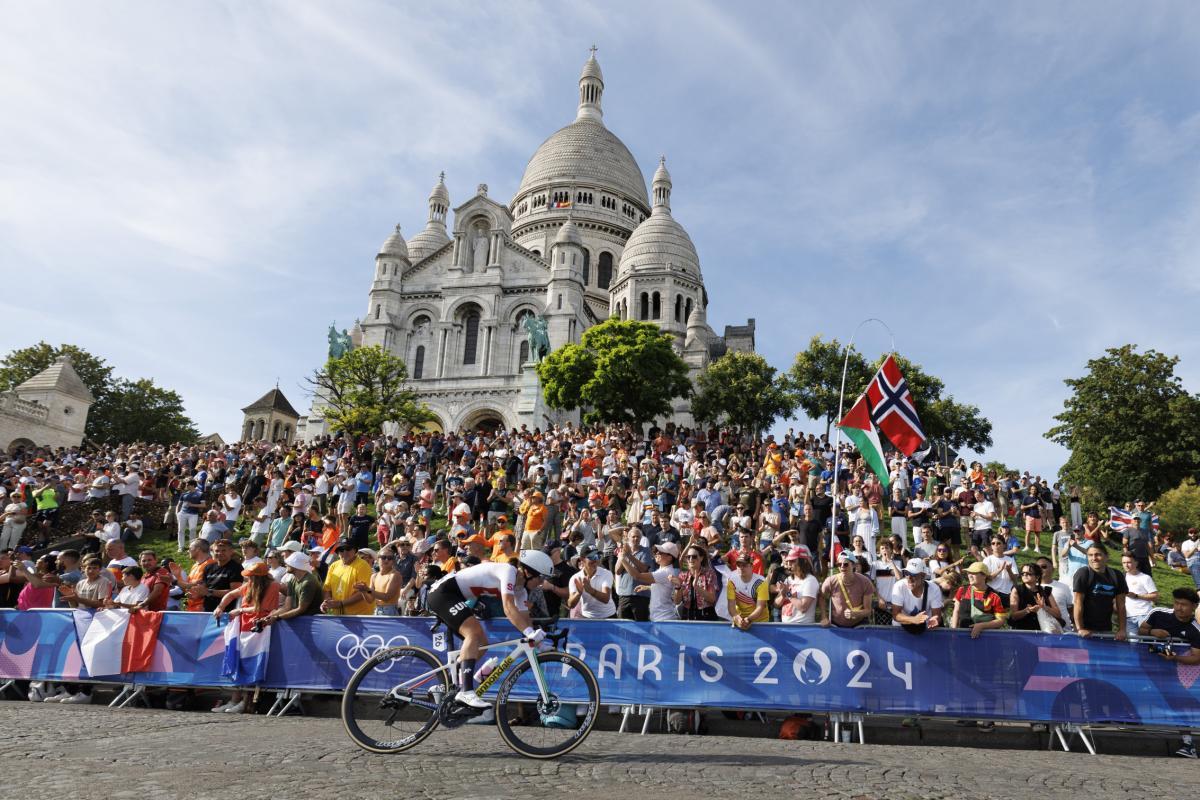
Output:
[341, 645, 448, 754]
[494, 650, 600, 759]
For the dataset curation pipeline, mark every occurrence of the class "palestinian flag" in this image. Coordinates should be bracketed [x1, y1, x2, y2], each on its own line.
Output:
[837, 394, 889, 489]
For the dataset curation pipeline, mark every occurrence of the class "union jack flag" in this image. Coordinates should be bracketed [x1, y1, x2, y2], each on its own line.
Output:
[865, 355, 927, 456]
[1109, 507, 1160, 533]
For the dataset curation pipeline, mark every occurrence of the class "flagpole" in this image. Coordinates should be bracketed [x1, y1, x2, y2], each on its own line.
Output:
[828, 318, 896, 580]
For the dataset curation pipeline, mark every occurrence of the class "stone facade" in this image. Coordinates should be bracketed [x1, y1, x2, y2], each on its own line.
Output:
[299, 51, 755, 438]
[0, 356, 94, 453]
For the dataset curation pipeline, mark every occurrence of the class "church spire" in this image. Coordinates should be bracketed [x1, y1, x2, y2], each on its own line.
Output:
[427, 171, 449, 226]
[652, 155, 672, 213]
[576, 46, 604, 123]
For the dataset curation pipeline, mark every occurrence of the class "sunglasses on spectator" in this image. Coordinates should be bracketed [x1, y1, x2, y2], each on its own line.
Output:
[379, 555, 395, 560]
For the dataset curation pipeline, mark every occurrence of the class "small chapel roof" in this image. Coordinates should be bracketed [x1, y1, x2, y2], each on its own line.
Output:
[241, 388, 300, 418]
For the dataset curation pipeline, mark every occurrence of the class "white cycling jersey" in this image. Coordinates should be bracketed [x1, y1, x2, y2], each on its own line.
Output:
[443, 561, 529, 611]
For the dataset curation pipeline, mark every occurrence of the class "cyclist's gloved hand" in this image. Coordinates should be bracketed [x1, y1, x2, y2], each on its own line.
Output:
[523, 626, 546, 645]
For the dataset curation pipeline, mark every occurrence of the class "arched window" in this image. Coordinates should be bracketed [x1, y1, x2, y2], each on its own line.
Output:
[652, 292, 661, 319]
[374, 304, 381, 320]
[272, 421, 281, 441]
[283, 425, 290, 442]
[462, 310, 480, 365]
[255, 419, 264, 440]
[582, 249, 590, 285]
[598, 252, 613, 289]
[531, 249, 541, 258]
[675, 295, 682, 322]
[639, 292, 649, 320]
[685, 298, 693, 324]
[519, 340, 529, 365]
[413, 345, 425, 379]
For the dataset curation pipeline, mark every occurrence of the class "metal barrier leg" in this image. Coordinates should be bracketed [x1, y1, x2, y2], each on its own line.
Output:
[640, 707, 654, 735]
[264, 692, 288, 717]
[856, 716, 865, 744]
[116, 685, 147, 708]
[1052, 725, 1071, 752]
[276, 691, 304, 717]
[108, 684, 134, 708]
[0, 679, 19, 699]
[619, 705, 632, 733]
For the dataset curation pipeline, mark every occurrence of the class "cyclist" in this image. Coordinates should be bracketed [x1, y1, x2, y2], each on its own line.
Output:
[426, 549, 554, 708]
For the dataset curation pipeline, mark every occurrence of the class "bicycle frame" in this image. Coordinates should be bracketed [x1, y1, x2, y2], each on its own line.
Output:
[387, 636, 551, 706]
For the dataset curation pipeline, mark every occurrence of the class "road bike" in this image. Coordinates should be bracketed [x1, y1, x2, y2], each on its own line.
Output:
[340, 616, 600, 759]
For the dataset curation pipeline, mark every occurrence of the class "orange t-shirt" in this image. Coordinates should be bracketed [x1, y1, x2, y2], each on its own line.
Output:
[231, 581, 281, 631]
[186, 558, 214, 612]
[319, 524, 340, 551]
[523, 504, 547, 533]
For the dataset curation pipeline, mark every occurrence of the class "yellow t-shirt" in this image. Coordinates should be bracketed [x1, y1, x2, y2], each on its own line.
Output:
[726, 571, 768, 617]
[323, 557, 374, 615]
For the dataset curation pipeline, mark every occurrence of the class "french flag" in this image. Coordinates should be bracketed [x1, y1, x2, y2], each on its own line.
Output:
[73, 609, 163, 677]
[221, 616, 270, 684]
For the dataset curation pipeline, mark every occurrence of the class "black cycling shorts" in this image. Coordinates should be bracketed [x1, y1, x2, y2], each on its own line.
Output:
[426, 579, 474, 634]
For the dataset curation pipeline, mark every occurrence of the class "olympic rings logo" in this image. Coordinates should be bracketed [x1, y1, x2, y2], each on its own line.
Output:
[335, 633, 411, 671]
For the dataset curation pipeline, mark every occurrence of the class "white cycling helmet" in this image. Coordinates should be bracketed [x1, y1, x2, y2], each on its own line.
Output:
[517, 549, 554, 578]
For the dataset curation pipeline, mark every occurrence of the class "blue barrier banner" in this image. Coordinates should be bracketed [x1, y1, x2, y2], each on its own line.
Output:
[2, 610, 1198, 726]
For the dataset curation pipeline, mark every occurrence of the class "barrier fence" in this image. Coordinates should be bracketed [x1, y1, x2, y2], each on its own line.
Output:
[1, 610, 1198, 728]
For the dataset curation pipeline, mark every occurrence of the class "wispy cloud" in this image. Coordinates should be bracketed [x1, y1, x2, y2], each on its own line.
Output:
[1, 1, 1197, 478]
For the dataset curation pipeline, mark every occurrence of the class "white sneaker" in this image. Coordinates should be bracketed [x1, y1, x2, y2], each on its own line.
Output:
[211, 701, 232, 713]
[43, 689, 71, 703]
[61, 692, 92, 705]
[223, 701, 245, 714]
[454, 690, 490, 709]
[27, 683, 45, 703]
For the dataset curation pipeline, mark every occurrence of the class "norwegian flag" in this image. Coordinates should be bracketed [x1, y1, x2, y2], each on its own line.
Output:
[865, 355, 927, 456]
[1109, 507, 1160, 534]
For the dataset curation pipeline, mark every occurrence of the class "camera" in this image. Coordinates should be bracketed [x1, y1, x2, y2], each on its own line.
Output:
[1149, 641, 1175, 657]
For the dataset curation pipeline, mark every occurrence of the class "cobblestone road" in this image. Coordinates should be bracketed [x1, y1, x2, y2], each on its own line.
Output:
[3, 704, 1196, 799]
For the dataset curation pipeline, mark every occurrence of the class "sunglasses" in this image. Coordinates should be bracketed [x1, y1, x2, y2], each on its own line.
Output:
[1020, 570, 1034, 576]
[684, 554, 701, 560]
[379, 555, 395, 561]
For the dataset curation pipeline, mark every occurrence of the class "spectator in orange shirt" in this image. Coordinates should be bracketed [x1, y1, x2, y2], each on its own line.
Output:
[519, 491, 548, 550]
[318, 515, 340, 552]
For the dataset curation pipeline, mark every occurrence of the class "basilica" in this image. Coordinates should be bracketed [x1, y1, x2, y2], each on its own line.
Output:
[300, 51, 754, 438]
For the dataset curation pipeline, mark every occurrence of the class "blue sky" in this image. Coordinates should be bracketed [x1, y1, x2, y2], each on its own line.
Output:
[2, 2, 1198, 479]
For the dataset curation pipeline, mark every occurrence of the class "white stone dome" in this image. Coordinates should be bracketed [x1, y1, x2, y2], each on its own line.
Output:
[516, 119, 649, 209]
[618, 212, 699, 279]
[406, 225, 450, 261]
[554, 218, 583, 246]
[378, 224, 408, 260]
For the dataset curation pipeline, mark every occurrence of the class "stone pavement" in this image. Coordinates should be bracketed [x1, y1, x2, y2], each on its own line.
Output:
[2, 704, 1197, 799]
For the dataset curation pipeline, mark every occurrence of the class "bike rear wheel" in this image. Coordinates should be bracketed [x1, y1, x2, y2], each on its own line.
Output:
[494, 650, 599, 759]
[341, 645, 448, 754]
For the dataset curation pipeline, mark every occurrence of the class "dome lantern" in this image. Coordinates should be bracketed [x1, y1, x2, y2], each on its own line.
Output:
[652, 156, 672, 212]
[577, 46, 604, 122]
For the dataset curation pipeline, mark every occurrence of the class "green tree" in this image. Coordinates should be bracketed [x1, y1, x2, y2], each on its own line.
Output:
[89, 378, 200, 445]
[1046, 345, 1200, 503]
[784, 335, 870, 436]
[537, 319, 691, 426]
[308, 345, 435, 439]
[983, 460, 1013, 477]
[1156, 479, 1200, 533]
[691, 352, 794, 436]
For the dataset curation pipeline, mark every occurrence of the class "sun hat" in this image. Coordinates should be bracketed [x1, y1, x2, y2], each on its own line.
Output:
[284, 552, 313, 572]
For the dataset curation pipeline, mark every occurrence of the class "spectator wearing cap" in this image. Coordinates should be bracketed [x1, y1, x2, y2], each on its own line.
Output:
[264, 551, 323, 623]
[614, 526, 654, 621]
[459, 533, 488, 563]
[891, 558, 944, 631]
[820, 552, 875, 629]
[622, 541, 680, 621]
[777, 545, 819, 624]
[727, 550, 769, 631]
[356, 546, 402, 615]
[211, 561, 281, 713]
[567, 545, 615, 619]
[518, 490, 548, 551]
[951, 561, 1008, 638]
[321, 541, 372, 615]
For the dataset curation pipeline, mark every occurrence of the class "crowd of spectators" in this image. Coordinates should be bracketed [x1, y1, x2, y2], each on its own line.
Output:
[2, 424, 1198, 748]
